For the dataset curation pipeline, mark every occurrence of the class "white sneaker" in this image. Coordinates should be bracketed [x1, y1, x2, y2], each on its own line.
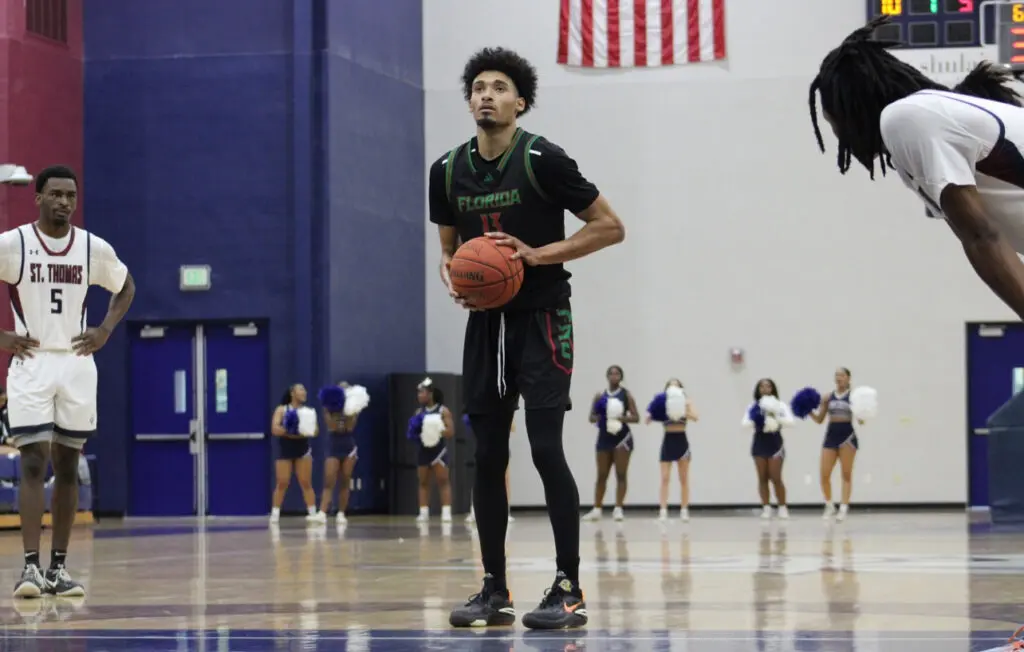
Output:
[679, 508, 690, 522]
[581, 507, 602, 522]
[306, 511, 327, 524]
[658, 507, 668, 522]
[836, 504, 849, 522]
[415, 512, 429, 523]
[269, 512, 280, 525]
[335, 513, 347, 525]
[441, 511, 453, 524]
[760, 505, 772, 519]
[612, 506, 625, 521]
[822, 503, 836, 520]
[778, 506, 790, 519]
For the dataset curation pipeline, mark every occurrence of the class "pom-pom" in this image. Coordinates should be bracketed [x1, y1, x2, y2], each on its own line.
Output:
[462, 413, 472, 428]
[343, 385, 370, 416]
[593, 394, 608, 430]
[318, 385, 346, 413]
[606, 397, 624, 420]
[764, 415, 780, 433]
[421, 413, 444, 447]
[850, 386, 878, 420]
[283, 408, 300, 435]
[747, 403, 765, 430]
[647, 393, 669, 422]
[296, 406, 318, 437]
[406, 411, 425, 440]
[758, 395, 784, 417]
[665, 386, 687, 421]
[791, 387, 822, 419]
[606, 418, 623, 435]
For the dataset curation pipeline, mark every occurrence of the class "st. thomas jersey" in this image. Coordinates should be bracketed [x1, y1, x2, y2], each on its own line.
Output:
[880, 90, 1024, 253]
[429, 128, 601, 310]
[0, 224, 128, 351]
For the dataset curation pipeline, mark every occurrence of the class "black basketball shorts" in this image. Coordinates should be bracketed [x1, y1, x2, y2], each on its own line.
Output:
[462, 303, 574, 415]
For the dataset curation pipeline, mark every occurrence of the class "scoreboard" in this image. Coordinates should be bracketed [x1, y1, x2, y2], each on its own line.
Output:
[865, 0, 1001, 48]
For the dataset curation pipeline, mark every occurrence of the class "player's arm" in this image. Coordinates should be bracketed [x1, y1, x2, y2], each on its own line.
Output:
[588, 391, 602, 424]
[685, 400, 699, 422]
[322, 408, 343, 432]
[623, 392, 640, 424]
[882, 102, 1024, 320]
[440, 406, 455, 439]
[810, 396, 829, 425]
[271, 406, 287, 437]
[428, 155, 470, 303]
[0, 230, 38, 358]
[526, 141, 625, 265]
[777, 402, 795, 426]
[741, 403, 755, 428]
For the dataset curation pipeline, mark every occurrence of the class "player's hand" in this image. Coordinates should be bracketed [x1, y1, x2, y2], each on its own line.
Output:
[0, 332, 39, 359]
[72, 327, 110, 356]
[484, 232, 542, 266]
[439, 254, 481, 311]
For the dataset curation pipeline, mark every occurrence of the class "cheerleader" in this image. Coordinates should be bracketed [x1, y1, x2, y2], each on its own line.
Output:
[646, 379, 699, 522]
[269, 384, 323, 524]
[742, 378, 794, 519]
[582, 365, 640, 522]
[317, 381, 370, 525]
[810, 368, 862, 521]
[409, 378, 455, 523]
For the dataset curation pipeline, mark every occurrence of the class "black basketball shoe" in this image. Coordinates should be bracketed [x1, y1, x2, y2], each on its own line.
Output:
[521, 572, 588, 630]
[449, 574, 516, 627]
[44, 565, 85, 597]
[12, 564, 45, 598]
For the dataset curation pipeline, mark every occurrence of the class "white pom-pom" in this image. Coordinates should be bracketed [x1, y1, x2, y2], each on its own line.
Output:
[296, 406, 318, 437]
[758, 395, 784, 417]
[763, 415, 780, 433]
[665, 387, 687, 421]
[344, 385, 370, 416]
[605, 397, 625, 420]
[606, 418, 623, 435]
[420, 413, 444, 447]
[850, 386, 878, 420]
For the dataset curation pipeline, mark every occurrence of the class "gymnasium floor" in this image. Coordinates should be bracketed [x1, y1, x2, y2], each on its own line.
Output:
[0, 510, 1019, 651]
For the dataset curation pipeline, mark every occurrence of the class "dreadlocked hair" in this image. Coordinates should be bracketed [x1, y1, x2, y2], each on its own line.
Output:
[461, 47, 538, 115]
[809, 16, 946, 179]
[953, 61, 1024, 106]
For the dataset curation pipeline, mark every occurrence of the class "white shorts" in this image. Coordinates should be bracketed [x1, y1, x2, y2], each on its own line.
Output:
[7, 351, 97, 450]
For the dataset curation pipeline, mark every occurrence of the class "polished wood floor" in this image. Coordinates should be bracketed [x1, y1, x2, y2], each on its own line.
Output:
[0, 509, 1019, 650]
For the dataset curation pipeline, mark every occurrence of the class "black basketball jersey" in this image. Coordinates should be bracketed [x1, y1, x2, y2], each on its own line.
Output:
[429, 128, 600, 311]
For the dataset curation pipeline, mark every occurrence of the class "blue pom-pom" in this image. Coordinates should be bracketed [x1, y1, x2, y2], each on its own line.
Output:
[462, 413, 472, 429]
[318, 385, 346, 413]
[593, 394, 608, 430]
[748, 403, 765, 429]
[283, 408, 300, 435]
[407, 411, 425, 440]
[790, 387, 822, 419]
[647, 393, 669, 422]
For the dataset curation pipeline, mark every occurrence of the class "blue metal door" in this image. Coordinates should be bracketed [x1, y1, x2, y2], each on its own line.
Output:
[128, 324, 196, 516]
[204, 323, 271, 516]
[967, 323, 1024, 506]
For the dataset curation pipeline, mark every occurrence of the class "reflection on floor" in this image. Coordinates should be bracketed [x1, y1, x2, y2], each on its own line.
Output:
[0, 510, 1019, 651]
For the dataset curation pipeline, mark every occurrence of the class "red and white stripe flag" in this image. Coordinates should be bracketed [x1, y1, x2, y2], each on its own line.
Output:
[557, 0, 726, 68]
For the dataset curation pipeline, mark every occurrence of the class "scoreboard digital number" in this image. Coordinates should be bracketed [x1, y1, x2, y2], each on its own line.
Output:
[866, 0, 988, 48]
[997, 1, 1024, 69]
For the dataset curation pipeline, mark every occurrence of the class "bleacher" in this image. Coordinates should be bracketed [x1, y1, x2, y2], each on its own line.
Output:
[0, 449, 94, 529]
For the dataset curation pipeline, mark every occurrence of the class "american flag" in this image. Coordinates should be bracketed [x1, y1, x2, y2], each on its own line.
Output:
[557, 0, 726, 69]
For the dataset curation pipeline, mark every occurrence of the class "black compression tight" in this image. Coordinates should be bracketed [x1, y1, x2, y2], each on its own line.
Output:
[469, 407, 581, 588]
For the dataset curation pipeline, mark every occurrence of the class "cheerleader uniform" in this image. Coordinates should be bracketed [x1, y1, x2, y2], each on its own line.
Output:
[328, 419, 358, 461]
[595, 388, 634, 452]
[659, 417, 690, 462]
[743, 402, 793, 459]
[277, 408, 311, 460]
[417, 403, 450, 467]
[822, 392, 858, 450]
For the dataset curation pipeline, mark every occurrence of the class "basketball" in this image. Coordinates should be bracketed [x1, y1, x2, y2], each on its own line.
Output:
[448, 236, 524, 310]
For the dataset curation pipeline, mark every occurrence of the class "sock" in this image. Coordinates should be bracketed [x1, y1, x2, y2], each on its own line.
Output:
[484, 572, 508, 593]
[50, 550, 66, 569]
[469, 411, 514, 587]
[24, 551, 39, 568]
[525, 408, 581, 585]
[271, 507, 280, 517]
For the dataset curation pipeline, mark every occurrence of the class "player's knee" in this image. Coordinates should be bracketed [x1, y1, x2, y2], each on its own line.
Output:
[19, 446, 47, 483]
[840, 470, 853, 483]
[614, 469, 628, 484]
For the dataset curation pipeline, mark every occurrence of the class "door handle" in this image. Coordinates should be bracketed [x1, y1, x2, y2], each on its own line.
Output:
[207, 433, 265, 441]
[135, 433, 191, 441]
[974, 428, 991, 436]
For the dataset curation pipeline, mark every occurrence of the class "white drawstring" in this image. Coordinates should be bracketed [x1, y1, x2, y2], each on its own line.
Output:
[497, 314, 507, 397]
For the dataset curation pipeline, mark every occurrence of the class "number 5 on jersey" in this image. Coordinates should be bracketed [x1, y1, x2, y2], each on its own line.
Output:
[51, 288, 62, 314]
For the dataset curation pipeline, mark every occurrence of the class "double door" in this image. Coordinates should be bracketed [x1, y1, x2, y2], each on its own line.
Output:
[128, 322, 271, 516]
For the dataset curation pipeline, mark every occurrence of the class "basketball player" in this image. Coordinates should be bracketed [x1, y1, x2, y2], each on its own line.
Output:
[582, 365, 639, 522]
[810, 368, 861, 522]
[429, 47, 625, 629]
[810, 17, 1024, 319]
[0, 166, 135, 598]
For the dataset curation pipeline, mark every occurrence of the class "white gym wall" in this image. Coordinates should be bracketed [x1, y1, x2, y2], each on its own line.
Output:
[422, 0, 1013, 507]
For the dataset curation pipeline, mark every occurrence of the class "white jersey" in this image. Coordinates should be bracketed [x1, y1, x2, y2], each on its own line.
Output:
[880, 89, 1024, 252]
[0, 224, 128, 351]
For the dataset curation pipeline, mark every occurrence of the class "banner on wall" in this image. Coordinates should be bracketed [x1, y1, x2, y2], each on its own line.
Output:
[557, 0, 727, 69]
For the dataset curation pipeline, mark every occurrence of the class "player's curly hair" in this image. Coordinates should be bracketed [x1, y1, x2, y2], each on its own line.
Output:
[461, 47, 538, 115]
[35, 165, 77, 193]
[952, 61, 1023, 106]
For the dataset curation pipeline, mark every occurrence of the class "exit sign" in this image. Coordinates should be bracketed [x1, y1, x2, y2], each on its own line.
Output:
[179, 265, 211, 291]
